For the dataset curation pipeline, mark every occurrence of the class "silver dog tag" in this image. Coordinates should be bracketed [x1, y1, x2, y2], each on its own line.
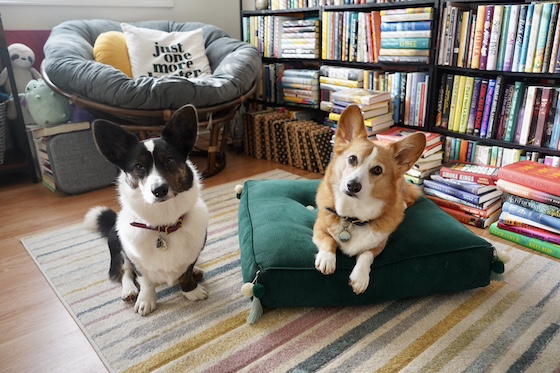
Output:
[157, 235, 168, 250]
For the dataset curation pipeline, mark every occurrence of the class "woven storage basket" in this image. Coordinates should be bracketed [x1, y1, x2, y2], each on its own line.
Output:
[0, 101, 7, 165]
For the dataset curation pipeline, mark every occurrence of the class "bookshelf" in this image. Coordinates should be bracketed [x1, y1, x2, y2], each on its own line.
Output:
[241, 0, 560, 165]
[433, 0, 560, 163]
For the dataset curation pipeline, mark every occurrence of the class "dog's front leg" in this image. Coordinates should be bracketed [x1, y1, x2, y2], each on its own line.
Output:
[313, 225, 338, 275]
[134, 276, 157, 316]
[349, 250, 375, 294]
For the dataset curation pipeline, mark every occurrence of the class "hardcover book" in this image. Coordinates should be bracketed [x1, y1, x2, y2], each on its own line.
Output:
[498, 160, 560, 196]
[439, 162, 500, 185]
[496, 179, 560, 208]
[331, 88, 391, 105]
[430, 174, 497, 195]
[502, 201, 560, 231]
[489, 222, 560, 260]
[423, 179, 502, 205]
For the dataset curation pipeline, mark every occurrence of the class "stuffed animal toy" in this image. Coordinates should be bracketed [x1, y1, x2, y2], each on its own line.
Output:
[0, 43, 42, 120]
[21, 79, 71, 125]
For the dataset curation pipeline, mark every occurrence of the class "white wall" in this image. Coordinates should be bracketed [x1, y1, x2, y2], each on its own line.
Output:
[1, 1, 243, 39]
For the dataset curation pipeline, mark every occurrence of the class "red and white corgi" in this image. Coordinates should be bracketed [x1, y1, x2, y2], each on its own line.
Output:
[313, 105, 426, 294]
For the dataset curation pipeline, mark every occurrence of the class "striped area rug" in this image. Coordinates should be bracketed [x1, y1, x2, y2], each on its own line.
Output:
[21, 170, 560, 373]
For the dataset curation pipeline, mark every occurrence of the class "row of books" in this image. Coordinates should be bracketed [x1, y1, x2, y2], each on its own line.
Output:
[281, 69, 320, 108]
[490, 161, 560, 260]
[321, 8, 433, 64]
[243, 16, 320, 59]
[265, 0, 405, 9]
[439, 2, 560, 74]
[435, 74, 560, 150]
[444, 135, 560, 169]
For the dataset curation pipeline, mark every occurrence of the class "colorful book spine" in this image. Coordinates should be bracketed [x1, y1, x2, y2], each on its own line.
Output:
[479, 78, 496, 138]
[467, 77, 482, 135]
[485, 75, 503, 139]
[497, 222, 560, 246]
[502, 202, 560, 231]
[505, 192, 560, 219]
[471, 5, 487, 69]
[496, 179, 560, 207]
[502, 4, 520, 72]
[479, 5, 495, 70]
[458, 76, 475, 134]
[473, 78, 489, 136]
[511, 4, 528, 72]
[380, 21, 432, 32]
[532, 2, 553, 73]
[524, 3, 543, 73]
[379, 38, 431, 49]
[496, 5, 512, 71]
[486, 5, 503, 71]
[489, 222, 560, 260]
[503, 81, 524, 142]
[518, 3, 535, 72]
[498, 160, 560, 196]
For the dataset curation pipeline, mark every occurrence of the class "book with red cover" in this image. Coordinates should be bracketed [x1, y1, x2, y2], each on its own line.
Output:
[375, 127, 441, 146]
[438, 205, 501, 228]
[439, 162, 500, 186]
[498, 160, 560, 196]
[497, 222, 560, 245]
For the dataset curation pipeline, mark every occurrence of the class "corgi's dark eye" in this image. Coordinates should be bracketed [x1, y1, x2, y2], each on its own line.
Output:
[165, 157, 175, 166]
[370, 166, 382, 175]
[348, 155, 358, 166]
[134, 163, 145, 172]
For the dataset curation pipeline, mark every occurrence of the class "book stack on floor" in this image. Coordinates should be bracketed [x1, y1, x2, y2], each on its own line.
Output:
[375, 126, 443, 185]
[281, 19, 320, 59]
[491, 160, 560, 259]
[424, 162, 503, 228]
[378, 7, 433, 64]
[325, 88, 392, 135]
[318, 65, 364, 104]
[280, 68, 320, 108]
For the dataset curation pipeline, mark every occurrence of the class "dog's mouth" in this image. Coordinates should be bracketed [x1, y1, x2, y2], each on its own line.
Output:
[345, 191, 358, 198]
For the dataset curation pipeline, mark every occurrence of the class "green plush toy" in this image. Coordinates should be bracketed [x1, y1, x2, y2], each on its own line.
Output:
[21, 78, 71, 125]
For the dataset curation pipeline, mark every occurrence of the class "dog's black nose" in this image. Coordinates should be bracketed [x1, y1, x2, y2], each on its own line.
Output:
[347, 180, 362, 194]
[152, 184, 169, 198]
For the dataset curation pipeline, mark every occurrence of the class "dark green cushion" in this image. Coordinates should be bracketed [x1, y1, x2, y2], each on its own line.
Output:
[238, 179, 495, 308]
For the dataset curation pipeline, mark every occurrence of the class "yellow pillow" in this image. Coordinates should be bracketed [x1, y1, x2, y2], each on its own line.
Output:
[93, 31, 133, 78]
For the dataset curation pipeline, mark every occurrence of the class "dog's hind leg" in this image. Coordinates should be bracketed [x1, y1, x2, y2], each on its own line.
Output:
[179, 263, 208, 301]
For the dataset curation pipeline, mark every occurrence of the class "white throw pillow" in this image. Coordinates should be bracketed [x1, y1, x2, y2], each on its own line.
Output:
[121, 23, 212, 79]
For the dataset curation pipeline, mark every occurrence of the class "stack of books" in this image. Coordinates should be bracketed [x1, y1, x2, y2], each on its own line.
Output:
[327, 88, 392, 135]
[281, 19, 320, 59]
[491, 160, 560, 259]
[440, 3, 560, 74]
[424, 162, 503, 228]
[378, 7, 433, 64]
[375, 127, 443, 185]
[280, 68, 320, 108]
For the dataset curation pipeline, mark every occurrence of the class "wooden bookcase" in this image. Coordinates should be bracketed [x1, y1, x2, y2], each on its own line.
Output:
[241, 0, 560, 164]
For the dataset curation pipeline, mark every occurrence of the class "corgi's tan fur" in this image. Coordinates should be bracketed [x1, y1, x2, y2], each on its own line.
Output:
[313, 105, 426, 294]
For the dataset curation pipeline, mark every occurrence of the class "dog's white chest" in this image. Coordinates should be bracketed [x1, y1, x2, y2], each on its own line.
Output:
[335, 223, 387, 257]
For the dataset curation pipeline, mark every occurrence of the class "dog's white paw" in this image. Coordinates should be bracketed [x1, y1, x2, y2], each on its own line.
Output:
[134, 293, 157, 316]
[315, 251, 336, 275]
[349, 267, 370, 294]
[183, 284, 208, 301]
[121, 284, 138, 302]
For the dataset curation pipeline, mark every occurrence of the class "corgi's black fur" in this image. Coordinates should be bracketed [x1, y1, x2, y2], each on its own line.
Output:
[84, 104, 210, 316]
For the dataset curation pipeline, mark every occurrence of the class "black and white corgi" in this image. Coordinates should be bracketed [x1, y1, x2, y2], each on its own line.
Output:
[83, 104, 209, 316]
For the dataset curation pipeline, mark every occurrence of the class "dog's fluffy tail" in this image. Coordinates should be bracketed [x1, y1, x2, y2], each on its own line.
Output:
[83, 206, 117, 238]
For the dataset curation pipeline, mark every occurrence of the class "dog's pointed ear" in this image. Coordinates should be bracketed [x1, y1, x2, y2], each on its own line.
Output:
[162, 104, 198, 156]
[390, 132, 427, 174]
[92, 119, 139, 169]
[335, 105, 368, 144]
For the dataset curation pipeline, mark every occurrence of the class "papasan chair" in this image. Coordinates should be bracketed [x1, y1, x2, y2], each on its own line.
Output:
[42, 19, 261, 177]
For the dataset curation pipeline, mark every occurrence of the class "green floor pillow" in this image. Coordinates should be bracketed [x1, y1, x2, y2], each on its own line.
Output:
[237, 179, 502, 323]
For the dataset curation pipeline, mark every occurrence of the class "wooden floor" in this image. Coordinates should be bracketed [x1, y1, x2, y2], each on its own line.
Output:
[0, 150, 529, 372]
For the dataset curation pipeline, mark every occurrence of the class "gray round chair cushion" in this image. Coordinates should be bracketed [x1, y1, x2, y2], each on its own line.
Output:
[43, 19, 261, 110]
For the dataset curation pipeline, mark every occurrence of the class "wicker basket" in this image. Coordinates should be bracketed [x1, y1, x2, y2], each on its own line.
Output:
[0, 101, 7, 165]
